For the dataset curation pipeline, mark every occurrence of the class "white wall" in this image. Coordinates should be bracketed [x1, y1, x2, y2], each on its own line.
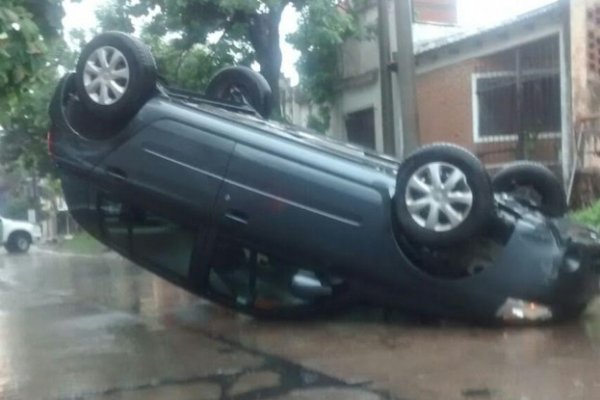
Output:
[330, 82, 384, 151]
[333, 2, 386, 151]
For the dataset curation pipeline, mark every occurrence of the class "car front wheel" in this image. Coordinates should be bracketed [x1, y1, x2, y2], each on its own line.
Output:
[492, 161, 567, 217]
[6, 232, 31, 254]
[395, 143, 494, 247]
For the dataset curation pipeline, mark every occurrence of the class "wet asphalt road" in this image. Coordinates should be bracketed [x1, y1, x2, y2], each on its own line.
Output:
[2, 250, 600, 400]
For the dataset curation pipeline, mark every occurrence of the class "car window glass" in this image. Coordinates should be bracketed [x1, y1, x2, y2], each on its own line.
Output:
[207, 236, 327, 310]
[99, 194, 130, 251]
[130, 210, 195, 277]
[98, 194, 195, 277]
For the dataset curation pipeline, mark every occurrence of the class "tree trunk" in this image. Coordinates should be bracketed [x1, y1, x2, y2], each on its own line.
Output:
[259, 41, 283, 118]
[248, 5, 285, 118]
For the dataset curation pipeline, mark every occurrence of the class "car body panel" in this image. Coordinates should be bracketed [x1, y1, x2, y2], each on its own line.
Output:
[0, 217, 41, 244]
[49, 73, 600, 322]
[93, 118, 235, 224]
[215, 142, 392, 270]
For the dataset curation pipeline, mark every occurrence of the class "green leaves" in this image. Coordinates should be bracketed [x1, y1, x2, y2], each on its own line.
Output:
[0, 1, 69, 177]
[96, 0, 287, 115]
[573, 201, 600, 228]
[0, 1, 63, 113]
[288, 0, 361, 107]
[95, 0, 364, 126]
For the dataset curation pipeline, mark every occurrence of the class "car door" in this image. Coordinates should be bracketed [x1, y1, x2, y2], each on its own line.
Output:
[95, 118, 236, 224]
[213, 139, 389, 270]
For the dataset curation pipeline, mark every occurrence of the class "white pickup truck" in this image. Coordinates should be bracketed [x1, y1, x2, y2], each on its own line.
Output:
[0, 216, 42, 253]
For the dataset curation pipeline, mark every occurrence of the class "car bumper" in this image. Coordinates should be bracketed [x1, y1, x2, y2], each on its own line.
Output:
[493, 217, 600, 323]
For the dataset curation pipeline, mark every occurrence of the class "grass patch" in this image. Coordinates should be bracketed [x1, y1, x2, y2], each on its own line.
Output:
[573, 201, 600, 229]
[55, 232, 108, 255]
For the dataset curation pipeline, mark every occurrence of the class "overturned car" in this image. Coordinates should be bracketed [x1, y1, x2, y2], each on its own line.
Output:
[49, 32, 600, 324]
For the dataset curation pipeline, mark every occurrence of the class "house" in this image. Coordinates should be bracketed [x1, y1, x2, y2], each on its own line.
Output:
[328, 0, 587, 180]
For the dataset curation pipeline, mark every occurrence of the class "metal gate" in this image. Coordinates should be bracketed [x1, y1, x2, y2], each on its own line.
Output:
[471, 35, 562, 170]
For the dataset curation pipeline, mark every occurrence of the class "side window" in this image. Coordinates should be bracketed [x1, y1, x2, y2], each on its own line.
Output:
[98, 194, 196, 277]
[207, 236, 322, 309]
[130, 209, 195, 277]
[99, 195, 130, 251]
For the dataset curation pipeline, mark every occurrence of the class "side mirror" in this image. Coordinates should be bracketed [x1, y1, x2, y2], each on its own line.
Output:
[291, 270, 332, 300]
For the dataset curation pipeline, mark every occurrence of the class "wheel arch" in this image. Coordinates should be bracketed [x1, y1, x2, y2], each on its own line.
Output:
[8, 230, 33, 243]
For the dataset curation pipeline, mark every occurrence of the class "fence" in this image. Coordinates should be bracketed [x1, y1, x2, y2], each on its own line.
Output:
[473, 36, 562, 168]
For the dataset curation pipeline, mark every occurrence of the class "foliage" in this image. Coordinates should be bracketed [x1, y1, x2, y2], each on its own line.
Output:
[96, 0, 306, 116]
[0, 167, 32, 220]
[0, 0, 72, 178]
[288, 1, 360, 106]
[306, 108, 331, 134]
[0, 0, 65, 109]
[96, 0, 365, 120]
[0, 43, 75, 176]
[141, 34, 248, 92]
[573, 201, 600, 229]
[3, 194, 29, 220]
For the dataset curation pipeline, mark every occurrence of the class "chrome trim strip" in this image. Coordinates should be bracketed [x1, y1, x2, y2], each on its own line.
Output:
[224, 178, 361, 227]
[144, 148, 362, 227]
[144, 148, 221, 180]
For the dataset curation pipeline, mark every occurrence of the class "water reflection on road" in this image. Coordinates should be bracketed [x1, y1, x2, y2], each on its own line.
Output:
[0, 250, 599, 399]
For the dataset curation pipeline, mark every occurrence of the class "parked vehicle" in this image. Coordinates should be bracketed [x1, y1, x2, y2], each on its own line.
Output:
[0, 216, 41, 254]
[48, 32, 600, 323]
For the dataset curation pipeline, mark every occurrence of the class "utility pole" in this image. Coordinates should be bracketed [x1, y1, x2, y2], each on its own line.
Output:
[559, 0, 572, 190]
[393, 0, 420, 157]
[378, 0, 396, 155]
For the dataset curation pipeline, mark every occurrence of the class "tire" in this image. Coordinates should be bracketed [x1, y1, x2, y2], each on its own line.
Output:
[492, 161, 567, 217]
[395, 143, 494, 247]
[206, 66, 273, 119]
[75, 32, 157, 122]
[6, 232, 31, 254]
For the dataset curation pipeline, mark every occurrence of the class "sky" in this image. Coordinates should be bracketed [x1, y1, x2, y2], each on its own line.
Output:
[63, 0, 558, 86]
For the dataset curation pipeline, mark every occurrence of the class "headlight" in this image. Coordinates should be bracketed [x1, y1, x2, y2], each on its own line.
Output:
[496, 298, 553, 323]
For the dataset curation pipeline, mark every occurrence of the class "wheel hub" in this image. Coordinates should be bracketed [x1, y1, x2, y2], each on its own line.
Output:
[405, 162, 474, 232]
[83, 46, 130, 106]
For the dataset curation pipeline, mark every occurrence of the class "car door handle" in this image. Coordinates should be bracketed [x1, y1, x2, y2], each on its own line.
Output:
[225, 210, 249, 225]
[106, 166, 128, 181]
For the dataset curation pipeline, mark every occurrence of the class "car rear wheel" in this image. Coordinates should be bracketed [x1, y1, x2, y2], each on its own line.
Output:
[206, 66, 273, 119]
[75, 32, 157, 122]
[6, 232, 31, 254]
[395, 143, 494, 247]
[492, 161, 567, 217]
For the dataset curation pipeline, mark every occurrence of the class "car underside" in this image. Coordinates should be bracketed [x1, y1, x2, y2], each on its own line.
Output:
[49, 32, 600, 324]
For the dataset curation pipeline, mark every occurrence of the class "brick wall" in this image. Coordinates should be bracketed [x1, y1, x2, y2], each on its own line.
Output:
[416, 60, 477, 151]
[416, 44, 560, 166]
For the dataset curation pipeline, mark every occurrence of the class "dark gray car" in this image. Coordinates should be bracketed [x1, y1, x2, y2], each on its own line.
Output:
[49, 32, 600, 323]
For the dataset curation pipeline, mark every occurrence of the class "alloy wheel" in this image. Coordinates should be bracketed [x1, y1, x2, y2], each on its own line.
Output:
[405, 162, 474, 232]
[83, 46, 130, 105]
